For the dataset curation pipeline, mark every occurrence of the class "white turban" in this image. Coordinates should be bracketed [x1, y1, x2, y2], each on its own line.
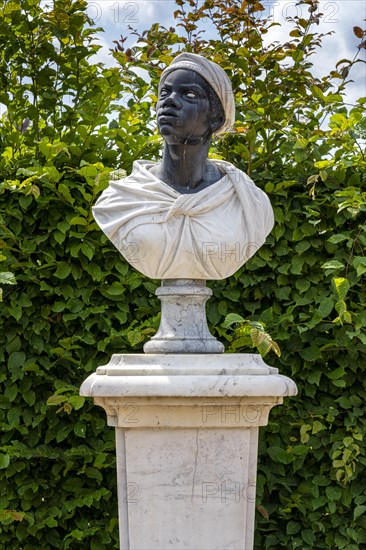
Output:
[160, 52, 235, 135]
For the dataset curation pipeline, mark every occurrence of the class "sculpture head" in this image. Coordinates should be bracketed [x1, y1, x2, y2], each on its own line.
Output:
[156, 53, 235, 144]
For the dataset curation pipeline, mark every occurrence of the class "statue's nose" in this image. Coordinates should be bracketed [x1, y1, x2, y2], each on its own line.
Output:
[162, 93, 181, 109]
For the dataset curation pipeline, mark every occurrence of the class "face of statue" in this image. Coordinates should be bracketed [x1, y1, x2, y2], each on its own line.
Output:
[156, 69, 221, 145]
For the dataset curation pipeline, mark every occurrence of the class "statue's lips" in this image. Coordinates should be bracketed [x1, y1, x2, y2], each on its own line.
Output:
[158, 110, 179, 123]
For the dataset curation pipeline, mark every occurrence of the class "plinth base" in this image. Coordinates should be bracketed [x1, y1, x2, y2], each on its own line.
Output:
[116, 426, 258, 550]
[80, 354, 297, 550]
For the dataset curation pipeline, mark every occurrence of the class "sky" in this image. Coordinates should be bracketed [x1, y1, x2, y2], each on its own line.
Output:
[85, 0, 366, 107]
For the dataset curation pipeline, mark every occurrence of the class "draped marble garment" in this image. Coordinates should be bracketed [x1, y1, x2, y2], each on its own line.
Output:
[92, 159, 274, 280]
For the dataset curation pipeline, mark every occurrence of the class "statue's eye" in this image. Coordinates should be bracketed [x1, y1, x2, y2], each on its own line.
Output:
[160, 88, 169, 97]
[185, 91, 197, 99]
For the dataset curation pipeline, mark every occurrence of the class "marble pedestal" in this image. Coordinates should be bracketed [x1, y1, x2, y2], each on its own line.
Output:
[80, 354, 297, 550]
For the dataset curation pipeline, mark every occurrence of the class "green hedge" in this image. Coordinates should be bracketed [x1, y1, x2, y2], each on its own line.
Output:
[1, 1, 365, 548]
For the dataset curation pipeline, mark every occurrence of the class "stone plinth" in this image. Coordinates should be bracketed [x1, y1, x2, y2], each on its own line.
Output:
[80, 354, 297, 550]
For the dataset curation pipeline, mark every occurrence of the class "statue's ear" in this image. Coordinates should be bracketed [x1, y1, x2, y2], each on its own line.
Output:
[211, 115, 224, 133]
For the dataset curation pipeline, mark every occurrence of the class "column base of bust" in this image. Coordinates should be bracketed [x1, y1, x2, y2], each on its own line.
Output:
[143, 279, 224, 354]
[143, 337, 224, 354]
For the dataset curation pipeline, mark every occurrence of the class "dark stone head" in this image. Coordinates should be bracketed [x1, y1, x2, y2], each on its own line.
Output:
[156, 69, 225, 145]
[159, 52, 235, 137]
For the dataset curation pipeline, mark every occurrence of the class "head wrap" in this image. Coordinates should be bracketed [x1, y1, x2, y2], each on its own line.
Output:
[160, 52, 235, 135]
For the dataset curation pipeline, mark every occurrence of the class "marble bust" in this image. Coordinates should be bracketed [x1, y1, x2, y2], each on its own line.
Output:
[93, 53, 274, 280]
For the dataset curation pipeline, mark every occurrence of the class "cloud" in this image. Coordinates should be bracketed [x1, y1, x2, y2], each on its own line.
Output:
[86, 1, 176, 36]
[262, 1, 365, 103]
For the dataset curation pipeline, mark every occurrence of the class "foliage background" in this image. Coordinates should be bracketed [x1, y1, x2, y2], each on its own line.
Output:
[0, 0, 365, 548]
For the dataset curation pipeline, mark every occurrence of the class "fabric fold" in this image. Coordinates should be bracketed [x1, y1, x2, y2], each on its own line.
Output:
[93, 159, 274, 280]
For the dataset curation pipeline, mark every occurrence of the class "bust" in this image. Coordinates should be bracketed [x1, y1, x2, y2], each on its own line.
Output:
[93, 53, 274, 280]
